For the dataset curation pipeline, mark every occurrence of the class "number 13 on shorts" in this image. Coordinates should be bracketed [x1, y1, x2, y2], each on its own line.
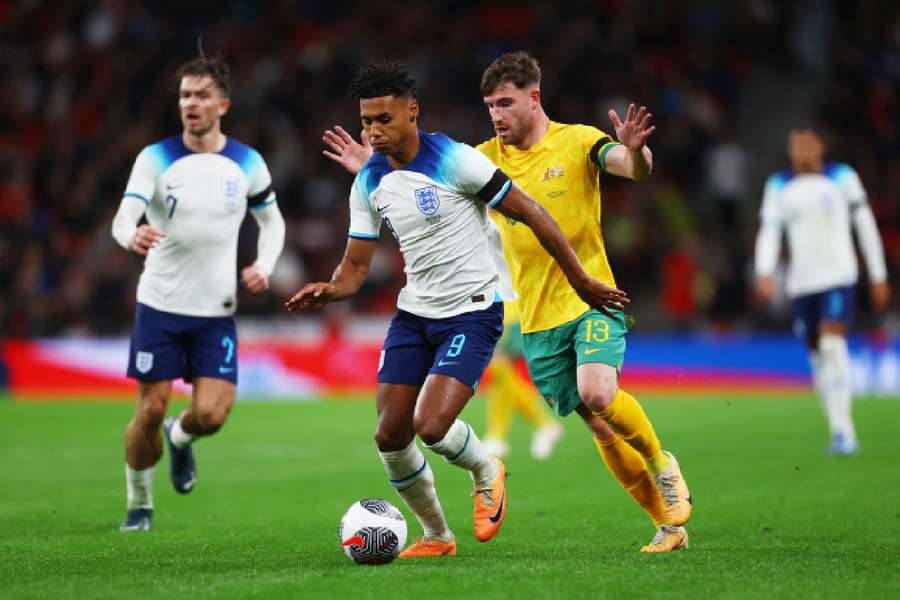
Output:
[585, 318, 609, 344]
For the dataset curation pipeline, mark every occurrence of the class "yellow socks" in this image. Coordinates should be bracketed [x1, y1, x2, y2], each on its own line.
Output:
[485, 356, 552, 441]
[593, 435, 666, 526]
[596, 389, 669, 475]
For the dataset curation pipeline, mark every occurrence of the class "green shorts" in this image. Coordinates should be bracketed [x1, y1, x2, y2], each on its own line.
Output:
[522, 309, 628, 417]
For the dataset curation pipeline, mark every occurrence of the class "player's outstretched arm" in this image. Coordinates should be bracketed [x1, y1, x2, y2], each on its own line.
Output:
[494, 185, 629, 316]
[323, 126, 373, 176]
[285, 237, 375, 312]
[604, 104, 654, 181]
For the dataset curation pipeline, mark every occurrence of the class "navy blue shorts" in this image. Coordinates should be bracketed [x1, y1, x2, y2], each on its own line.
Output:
[791, 286, 855, 346]
[378, 303, 504, 389]
[127, 303, 238, 384]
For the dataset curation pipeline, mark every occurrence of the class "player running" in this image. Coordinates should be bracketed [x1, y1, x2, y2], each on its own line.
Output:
[112, 56, 285, 531]
[754, 128, 889, 455]
[287, 62, 628, 557]
[323, 52, 692, 553]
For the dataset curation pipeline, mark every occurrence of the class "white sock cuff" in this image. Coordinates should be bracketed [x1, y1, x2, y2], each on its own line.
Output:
[380, 440, 429, 490]
[170, 416, 194, 448]
[426, 420, 471, 463]
[819, 333, 848, 355]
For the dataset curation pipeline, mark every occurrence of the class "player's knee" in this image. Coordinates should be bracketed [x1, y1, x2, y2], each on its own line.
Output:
[578, 380, 618, 413]
[413, 415, 453, 446]
[195, 403, 231, 434]
[374, 425, 413, 452]
[136, 396, 167, 428]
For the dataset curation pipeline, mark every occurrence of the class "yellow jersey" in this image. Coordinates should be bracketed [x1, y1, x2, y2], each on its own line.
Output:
[477, 122, 618, 333]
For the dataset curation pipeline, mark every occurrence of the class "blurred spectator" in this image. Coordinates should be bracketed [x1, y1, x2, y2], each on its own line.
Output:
[1, 0, 896, 336]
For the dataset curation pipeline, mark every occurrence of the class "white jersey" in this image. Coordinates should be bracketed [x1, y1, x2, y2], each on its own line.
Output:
[348, 131, 515, 319]
[757, 162, 869, 297]
[123, 136, 276, 316]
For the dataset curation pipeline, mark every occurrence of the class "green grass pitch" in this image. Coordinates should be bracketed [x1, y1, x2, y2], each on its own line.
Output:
[1, 392, 898, 599]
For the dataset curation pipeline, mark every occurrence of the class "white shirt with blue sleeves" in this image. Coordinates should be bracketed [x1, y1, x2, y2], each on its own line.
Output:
[757, 162, 878, 297]
[348, 131, 515, 319]
[122, 136, 276, 317]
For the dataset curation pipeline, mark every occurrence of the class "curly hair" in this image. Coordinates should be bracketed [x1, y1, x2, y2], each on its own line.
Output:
[348, 61, 417, 99]
[175, 57, 231, 97]
[480, 51, 541, 96]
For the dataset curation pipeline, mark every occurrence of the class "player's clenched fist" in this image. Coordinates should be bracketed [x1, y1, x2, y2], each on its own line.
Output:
[129, 224, 165, 255]
[241, 265, 269, 294]
[285, 282, 337, 312]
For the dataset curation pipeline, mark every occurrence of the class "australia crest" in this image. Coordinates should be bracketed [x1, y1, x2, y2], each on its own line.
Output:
[414, 185, 440, 216]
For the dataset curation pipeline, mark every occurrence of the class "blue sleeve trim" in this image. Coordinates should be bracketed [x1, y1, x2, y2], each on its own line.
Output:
[349, 232, 379, 240]
[124, 192, 150, 204]
[487, 180, 512, 208]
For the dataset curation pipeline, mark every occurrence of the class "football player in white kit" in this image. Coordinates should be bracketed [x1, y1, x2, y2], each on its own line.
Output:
[755, 129, 889, 455]
[286, 62, 628, 557]
[112, 57, 286, 530]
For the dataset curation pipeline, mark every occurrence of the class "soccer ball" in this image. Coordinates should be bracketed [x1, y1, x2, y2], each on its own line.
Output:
[339, 498, 407, 565]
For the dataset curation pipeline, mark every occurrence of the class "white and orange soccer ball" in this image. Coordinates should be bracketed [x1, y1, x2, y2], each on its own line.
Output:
[339, 499, 407, 565]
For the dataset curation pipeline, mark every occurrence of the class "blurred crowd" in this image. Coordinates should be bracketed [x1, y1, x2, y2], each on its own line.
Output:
[1, 0, 898, 336]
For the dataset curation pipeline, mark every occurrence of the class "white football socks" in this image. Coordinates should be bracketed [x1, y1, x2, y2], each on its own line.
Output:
[125, 465, 154, 510]
[379, 440, 452, 542]
[169, 416, 195, 449]
[426, 419, 499, 489]
[816, 334, 857, 442]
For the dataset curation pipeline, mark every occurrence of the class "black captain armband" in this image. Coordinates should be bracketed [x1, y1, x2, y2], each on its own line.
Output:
[248, 184, 275, 208]
[588, 135, 618, 170]
[476, 169, 512, 208]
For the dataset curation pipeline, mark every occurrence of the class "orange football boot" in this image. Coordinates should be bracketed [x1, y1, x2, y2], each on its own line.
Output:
[472, 457, 507, 542]
[399, 536, 457, 558]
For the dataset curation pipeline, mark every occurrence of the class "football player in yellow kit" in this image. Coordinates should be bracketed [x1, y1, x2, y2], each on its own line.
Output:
[322, 51, 692, 553]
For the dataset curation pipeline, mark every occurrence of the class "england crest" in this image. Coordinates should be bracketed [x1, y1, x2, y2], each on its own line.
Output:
[223, 177, 240, 211]
[135, 351, 154, 374]
[414, 186, 440, 216]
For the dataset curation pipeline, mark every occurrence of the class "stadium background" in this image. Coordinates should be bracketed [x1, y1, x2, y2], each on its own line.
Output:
[2, 3, 900, 598]
[1, 0, 898, 396]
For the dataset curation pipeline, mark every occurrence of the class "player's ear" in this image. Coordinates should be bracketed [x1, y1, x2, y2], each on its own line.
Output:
[218, 96, 231, 118]
[530, 88, 541, 110]
[409, 98, 419, 122]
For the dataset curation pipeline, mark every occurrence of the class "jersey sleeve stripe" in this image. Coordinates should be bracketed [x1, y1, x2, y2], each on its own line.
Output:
[249, 195, 276, 210]
[487, 179, 512, 208]
[124, 192, 150, 204]
[595, 141, 620, 171]
[349, 232, 379, 240]
[588, 135, 613, 165]
[476, 169, 511, 204]
[248, 184, 274, 207]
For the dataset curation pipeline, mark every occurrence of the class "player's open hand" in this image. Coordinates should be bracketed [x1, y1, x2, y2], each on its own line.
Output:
[241, 265, 269, 294]
[129, 224, 165, 256]
[608, 104, 655, 151]
[285, 282, 337, 312]
[573, 277, 630, 317]
[323, 126, 372, 176]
